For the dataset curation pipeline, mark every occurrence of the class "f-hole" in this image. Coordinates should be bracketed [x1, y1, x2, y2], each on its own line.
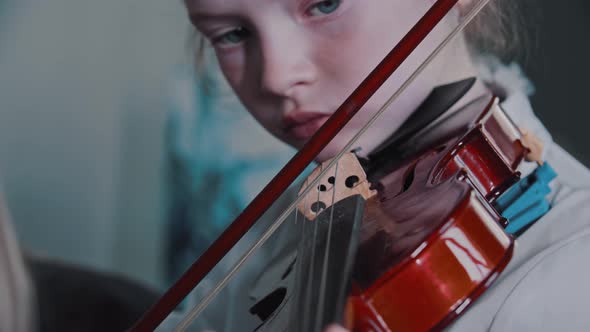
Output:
[311, 201, 327, 214]
[281, 258, 296, 280]
[249, 287, 287, 321]
[402, 163, 417, 193]
[345, 175, 360, 188]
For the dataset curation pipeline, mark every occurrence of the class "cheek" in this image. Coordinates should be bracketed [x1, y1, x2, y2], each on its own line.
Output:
[342, 2, 431, 94]
[456, 0, 474, 15]
[217, 52, 247, 92]
[309, 21, 378, 105]
[217, 54, 282, 134]
[317, 1, 424, 96]
[217, 53, 259, 113]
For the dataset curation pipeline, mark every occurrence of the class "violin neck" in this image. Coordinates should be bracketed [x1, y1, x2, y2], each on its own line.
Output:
[292, 195, 365, 331]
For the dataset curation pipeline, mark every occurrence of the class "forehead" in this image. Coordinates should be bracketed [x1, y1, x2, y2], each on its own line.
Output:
[185, 0, 301, 27]
[186, 0, 276, 12]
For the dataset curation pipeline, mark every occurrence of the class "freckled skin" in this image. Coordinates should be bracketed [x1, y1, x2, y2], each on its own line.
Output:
[186, 0, 478, 162]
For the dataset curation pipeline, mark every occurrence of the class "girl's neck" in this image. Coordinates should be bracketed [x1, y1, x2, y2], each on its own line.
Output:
[357, 37, 487, 159]
[431, 36, 489, 110]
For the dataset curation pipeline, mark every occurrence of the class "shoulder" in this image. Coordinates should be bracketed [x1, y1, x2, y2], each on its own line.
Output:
[489, 216, 590, 331]
[482, 133, 590, 331]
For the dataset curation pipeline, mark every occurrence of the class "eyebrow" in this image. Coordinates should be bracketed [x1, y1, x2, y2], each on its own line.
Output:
[186, 0, 239, 21]
[189, 12, 217, 22]
[189, 12, 240, 29]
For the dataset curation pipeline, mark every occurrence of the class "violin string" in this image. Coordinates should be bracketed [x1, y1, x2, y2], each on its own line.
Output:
[314, 161, 339, 332]
[303, 165, 323, 327]
[292, 182, 305, 330]
[294, 192, 301, 226]
[295, 185, 308, 330]
[173, 1, 490, 328]
[304, 166, 323, 327]
[303, 172, 321, 326]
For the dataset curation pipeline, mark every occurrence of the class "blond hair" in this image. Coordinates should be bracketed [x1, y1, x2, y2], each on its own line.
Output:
[466, 0, 528, 61]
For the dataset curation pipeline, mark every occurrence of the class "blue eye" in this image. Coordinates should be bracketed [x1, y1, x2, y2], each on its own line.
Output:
[215, 27, 250, 46]
[308, 0, 341, 16]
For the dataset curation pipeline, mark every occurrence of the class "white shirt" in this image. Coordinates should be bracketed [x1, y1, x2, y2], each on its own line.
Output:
[447, 61, 590, 332]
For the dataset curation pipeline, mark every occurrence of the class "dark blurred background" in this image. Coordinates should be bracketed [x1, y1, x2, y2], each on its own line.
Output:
[0, 0, 588, 291]
[520, 1, 590, 166]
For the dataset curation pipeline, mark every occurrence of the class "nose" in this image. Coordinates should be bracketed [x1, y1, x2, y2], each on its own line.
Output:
[258, 28, 317, 97]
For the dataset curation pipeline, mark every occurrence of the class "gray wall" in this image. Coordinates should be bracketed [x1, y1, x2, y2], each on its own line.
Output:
[0, 1, 188, 288]
[521, 1, 590, 166]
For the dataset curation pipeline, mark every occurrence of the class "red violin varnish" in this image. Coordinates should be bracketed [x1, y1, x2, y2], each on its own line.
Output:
[345, 93, 527, 331]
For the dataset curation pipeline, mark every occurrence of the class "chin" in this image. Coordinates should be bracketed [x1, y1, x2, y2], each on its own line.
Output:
[279, 139, 339, 163]
[316, 142, 349, 162]
[280, 135, 356, 163]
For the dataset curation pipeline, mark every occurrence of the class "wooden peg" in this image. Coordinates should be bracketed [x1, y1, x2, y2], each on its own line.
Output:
[520, 128, 544, 165]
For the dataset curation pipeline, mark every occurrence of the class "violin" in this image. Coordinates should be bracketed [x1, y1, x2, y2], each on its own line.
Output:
[130, 0, 535, 331]
[294, 87, 527, 331]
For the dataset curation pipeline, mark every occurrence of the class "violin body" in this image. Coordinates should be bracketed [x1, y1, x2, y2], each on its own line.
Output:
[332, 93, 526, 331]
[351, 184, 514, 332]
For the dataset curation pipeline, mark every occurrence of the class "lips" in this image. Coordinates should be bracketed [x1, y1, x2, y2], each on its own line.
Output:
[283, 111, 331, 140]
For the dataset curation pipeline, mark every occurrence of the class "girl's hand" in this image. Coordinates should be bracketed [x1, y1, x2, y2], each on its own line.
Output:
[324, 324, 350, 332]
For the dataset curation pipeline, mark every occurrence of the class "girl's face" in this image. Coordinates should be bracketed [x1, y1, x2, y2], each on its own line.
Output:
[186, 0, 470, 161]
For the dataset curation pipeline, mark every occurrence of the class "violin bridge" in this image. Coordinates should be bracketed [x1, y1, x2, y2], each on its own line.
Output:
[297, 152, 377, 221]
